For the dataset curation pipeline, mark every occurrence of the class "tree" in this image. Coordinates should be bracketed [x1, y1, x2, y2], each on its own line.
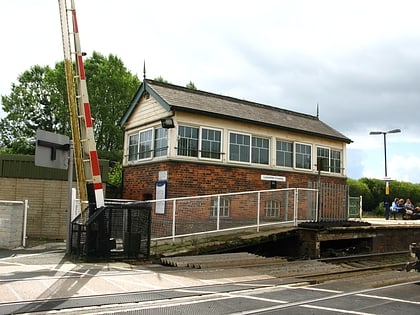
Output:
[0, 52, 139, 160]
[186, 81, 197, 90]
[84, 52, 140, 157]
[154, 76, 169, 83]
[0, 65, 70, 154]
[347, 178, 375, 212]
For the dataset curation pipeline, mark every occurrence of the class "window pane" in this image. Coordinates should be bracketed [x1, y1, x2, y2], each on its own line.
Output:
[317, 147, 330, 171]
[210, 197, 230, 217]
[154, 128, 168, 157]
[139, 129, 153, 159]
[178, 126, 199, 157]
[295, 143, 311, 169]
[229, 133, 250, 162]
[128, 133, 139, 161]
[201, 128, 221, 159]
[251, 136, 269, 164]
[276, 140, 293, 167]
[265, 200, 280, 217]
[331, 150, 342, 173]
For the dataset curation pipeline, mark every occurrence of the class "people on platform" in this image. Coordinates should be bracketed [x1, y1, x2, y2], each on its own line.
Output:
[391, 197, 420, 220]
[391, 198, 405, 219]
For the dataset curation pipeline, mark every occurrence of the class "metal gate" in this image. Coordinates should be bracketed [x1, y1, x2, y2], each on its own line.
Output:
[71, 201, 151, 260]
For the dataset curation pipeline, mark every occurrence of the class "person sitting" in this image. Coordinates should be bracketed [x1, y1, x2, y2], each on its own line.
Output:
[391, 198, 399, 212]
[391, 198, 405, 219]
[404, 203, 420, 220]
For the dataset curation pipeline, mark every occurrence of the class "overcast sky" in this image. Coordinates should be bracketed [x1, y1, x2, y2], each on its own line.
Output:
[1, 0, 420, 183]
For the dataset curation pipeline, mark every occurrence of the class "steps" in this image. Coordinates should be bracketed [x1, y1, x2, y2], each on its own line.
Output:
[160, 252, 286, 269]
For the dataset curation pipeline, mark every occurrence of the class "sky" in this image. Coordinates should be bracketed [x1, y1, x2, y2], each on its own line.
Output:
[1, 0, 420, 182]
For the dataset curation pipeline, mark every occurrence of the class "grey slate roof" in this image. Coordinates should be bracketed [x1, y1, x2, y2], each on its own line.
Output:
[122, 79, 352, 144]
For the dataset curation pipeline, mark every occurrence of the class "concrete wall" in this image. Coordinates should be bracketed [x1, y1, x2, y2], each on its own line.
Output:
[0, 201, 25, 249]
[0, 178, 69, 240]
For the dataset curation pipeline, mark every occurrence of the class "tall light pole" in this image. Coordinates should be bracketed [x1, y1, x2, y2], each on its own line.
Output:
[369, 128, 401, 220]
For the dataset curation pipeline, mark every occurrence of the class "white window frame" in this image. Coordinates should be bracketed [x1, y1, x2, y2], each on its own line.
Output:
[276, 139, 293, 168]
[154, 127, 168, 158]
[330, 149, 342, 174]
[228, 131, 251, 164]
[295, 142, 312, 170]
[251, 136, 270, 165]
[177, 125, 199, 157]
[199, 127, 223, 161]
[210, 197, 230, 217]
[138, 128, 154, 161]
[265, 200, 280, 217]
[317, 146, 330, 172]
[128, 132, 139, 162]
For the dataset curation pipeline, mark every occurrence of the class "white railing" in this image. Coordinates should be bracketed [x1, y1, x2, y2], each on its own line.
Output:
[147, 188, 319, 241]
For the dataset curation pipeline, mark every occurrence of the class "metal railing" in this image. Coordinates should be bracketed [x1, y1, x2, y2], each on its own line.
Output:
[147, 188, 319, 241]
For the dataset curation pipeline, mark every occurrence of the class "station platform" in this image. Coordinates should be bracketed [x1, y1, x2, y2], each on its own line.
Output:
[358, 217, 420, 226]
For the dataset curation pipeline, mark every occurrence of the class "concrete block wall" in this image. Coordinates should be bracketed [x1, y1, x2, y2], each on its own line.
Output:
[0, 201, 24, 249]
[0, 178, 70, 240]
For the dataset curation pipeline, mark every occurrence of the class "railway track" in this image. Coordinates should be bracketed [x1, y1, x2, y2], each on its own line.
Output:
[161, 251, 416, 282]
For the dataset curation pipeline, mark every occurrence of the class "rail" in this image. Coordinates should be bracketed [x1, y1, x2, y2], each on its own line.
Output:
[147, 187, 319, 241]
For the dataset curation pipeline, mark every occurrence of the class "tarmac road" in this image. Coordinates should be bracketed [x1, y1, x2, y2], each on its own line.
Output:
[1, 241, 420, 314]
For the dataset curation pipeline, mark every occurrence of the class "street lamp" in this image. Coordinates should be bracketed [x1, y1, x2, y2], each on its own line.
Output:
[369, 128, 401, 219]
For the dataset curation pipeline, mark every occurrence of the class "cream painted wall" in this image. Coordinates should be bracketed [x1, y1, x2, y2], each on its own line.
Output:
[123, 98, 347, 176]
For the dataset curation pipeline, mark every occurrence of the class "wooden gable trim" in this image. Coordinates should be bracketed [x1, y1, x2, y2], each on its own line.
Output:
[120, 81, 171, 127]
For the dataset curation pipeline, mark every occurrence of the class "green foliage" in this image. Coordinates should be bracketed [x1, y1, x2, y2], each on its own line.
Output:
[108, 161, 122, 187]
[347, 178, 374, 211]
[186, 81, 197, 89]
[154, 76, 169, 83]
[84, 52, 140, 153]
[349, 177, 420, 212]
[0, 52, 139, 162]
[0, 65, 70, 152]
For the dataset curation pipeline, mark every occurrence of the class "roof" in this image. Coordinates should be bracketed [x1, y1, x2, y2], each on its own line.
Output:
[121, 79, 352, 144]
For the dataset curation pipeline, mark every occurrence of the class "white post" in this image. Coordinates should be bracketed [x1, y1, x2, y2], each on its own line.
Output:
[172, 199, 176, 241]
[257, 192, 261, 232]
[216, 195, 221, 231]
[293, 189, 299, 226]
[66, 140, 74, 254]
[22, 200, 28, 248]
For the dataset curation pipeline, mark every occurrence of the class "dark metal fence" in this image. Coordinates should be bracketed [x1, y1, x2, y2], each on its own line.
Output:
[71, 200, 151, 260]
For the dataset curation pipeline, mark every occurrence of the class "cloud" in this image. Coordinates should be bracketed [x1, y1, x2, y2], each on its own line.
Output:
[1, 0, 420, 183]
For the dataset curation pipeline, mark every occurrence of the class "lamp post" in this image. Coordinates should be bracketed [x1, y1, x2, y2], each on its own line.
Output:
[369, 128, 401, 219]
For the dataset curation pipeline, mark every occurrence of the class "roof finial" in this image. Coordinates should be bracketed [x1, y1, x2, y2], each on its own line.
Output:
[316, 103, 319, 119]
[143, 60, 146, 80]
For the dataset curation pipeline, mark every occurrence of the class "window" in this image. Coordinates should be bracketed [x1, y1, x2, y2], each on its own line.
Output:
[317, 147, 330, 171]
[177, 126, 199, 157]
[128, 127, 168, 161]
[276, 140, 293, 167]
[229, 132, 250, 162]
[128, 133, 139, 161]
[154, 128, 168, 157]
[201, 128, 222, 159]
[229, 132, 270, 164]
[138, 129, 153, 159]
[210, 197, 230, 217]
[252, 136, 269, 164]
[295, 143, 312, 169]
[316, 147, 342, 174]
[331, 150, 342, 174]
[265, 200, 280, 217]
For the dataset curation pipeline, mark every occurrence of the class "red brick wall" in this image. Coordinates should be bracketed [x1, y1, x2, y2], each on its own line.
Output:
[122, 161, 347, 200]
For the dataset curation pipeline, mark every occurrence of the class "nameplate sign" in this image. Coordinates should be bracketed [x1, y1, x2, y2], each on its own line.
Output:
[261, 175, 286, 182]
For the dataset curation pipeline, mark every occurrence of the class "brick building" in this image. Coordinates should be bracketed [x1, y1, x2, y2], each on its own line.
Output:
[120, 79, 352, 206]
